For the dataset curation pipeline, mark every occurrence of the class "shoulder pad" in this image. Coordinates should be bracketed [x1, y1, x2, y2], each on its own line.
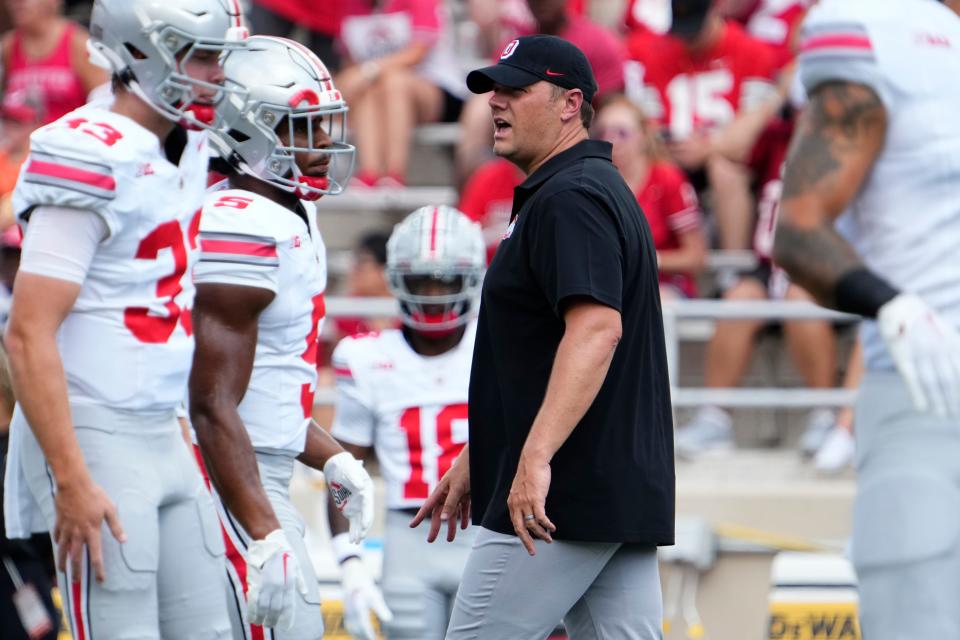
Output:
[13, 117, 121, 219]
[201, 190, 284, 241]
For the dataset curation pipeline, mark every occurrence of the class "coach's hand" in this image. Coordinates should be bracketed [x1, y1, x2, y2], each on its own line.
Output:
[324, 452, 376, 543]
[341, 557, 393, 640]
[410, 447, 471, 543]
[878, 293, 960, 417]
[247, 529, 307, 629]
[508, 453, 556, 555]
[54, 474, 126, 584]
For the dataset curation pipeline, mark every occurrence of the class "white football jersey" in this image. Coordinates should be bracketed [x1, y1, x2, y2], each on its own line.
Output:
[13, 105, 208, 414]
[331, 322, 475, 509]
[799, 0, 960, 371]
[195, 189, 327, 454]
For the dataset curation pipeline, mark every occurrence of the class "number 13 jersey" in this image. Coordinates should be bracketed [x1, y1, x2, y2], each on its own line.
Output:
[331, 323, 475, 509]
[12, 105, 208, 415]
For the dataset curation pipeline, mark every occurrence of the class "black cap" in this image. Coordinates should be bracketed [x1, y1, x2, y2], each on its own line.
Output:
[669, 0, 712, 37]
[466, 35, 598, 103]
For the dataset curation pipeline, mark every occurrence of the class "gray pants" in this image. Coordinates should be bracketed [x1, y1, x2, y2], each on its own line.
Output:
[384, 509, 475, 639]
[19, 405, 232, 640]
[212, 450, 324, 640]
[446, 527, 662, 640]
[852, 371, 960, 640]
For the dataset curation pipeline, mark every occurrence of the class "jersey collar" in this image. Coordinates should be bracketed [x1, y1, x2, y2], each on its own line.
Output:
[512, 139, 613, 216]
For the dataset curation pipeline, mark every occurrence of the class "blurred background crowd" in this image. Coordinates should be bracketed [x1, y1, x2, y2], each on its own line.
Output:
[0, 0, 860, 468]
[0, 1, 867, 637]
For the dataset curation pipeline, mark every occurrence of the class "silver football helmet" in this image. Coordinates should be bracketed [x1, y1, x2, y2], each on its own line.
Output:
[88, 0, 248, 131]
[210, 35, 355, 200]
[387, 206, 486, 334]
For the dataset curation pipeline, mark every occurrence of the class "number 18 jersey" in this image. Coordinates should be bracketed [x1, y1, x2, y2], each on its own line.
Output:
[331, 323, 475, 509]
[12, 105, 208, 415]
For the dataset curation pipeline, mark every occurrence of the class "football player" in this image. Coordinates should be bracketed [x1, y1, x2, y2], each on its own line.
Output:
[189, 36, 374, 639]
[327, 205, 485, 640]
[774, 0, 960, 637]
[2, 1, 247, 637]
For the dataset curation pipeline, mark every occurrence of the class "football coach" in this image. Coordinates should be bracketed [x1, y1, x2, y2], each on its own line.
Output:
[412, 35, 675, 639]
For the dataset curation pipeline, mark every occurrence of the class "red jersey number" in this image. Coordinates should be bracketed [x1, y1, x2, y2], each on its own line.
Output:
[299, 293, 327, 418]
[214, 196, 255, 210]
[64, 118, 123, 146]
[399, 404, 469, 500]
[123, 220, 193, 343]
[665, 70, 735, 139]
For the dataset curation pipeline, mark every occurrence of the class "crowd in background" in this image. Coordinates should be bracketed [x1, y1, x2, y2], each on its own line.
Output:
[0, 0, 862, 636]
[0, 0, 859, 474]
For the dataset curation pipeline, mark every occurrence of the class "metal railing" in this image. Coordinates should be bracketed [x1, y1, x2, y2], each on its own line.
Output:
[661, 300, 859, 408]
[317, 296, 861, 409]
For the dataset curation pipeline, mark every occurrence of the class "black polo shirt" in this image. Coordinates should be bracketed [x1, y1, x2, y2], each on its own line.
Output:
[468, 139, 675, 545]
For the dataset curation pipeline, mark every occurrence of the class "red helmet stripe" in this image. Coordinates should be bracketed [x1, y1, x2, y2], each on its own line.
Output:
[229, 0, 243, 28]
[429, 206, 440, 254]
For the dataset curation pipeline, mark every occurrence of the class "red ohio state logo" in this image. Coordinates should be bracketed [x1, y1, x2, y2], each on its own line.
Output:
[500, 39, 519, 59]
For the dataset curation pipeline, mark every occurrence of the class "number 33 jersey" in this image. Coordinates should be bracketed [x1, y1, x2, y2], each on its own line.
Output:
[12, 105, 208, 415]
[196, 189, 327, 454]
[331, 323, 475, 509]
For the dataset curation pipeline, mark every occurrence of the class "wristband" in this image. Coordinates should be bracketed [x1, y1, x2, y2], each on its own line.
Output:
[332, 532, 363, 565]
[834, 267, 899, 318]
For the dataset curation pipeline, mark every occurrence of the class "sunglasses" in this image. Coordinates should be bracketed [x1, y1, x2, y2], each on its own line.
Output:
[594, 125, 640, 141]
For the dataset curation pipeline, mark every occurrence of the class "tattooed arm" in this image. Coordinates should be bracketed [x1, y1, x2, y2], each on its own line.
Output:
[773, 81, 887, 308]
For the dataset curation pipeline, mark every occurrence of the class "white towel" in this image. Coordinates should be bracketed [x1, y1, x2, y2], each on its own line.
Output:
[3, 405, 46, 539]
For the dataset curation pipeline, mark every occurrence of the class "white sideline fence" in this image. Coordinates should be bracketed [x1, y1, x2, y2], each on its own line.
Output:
[315, 296, 861, 409]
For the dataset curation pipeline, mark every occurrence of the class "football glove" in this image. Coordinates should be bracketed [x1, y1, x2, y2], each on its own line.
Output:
[246, 529, 307, 629]
[878, 293, 960, 417]
[341, 557, 393, 640]
[323, 452, 375, 543]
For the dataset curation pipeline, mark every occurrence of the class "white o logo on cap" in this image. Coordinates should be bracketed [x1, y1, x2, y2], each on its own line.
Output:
[500, 39, 519, 60]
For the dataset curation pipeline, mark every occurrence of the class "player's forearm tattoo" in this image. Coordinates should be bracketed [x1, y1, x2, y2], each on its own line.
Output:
[775, 81, 886, 307]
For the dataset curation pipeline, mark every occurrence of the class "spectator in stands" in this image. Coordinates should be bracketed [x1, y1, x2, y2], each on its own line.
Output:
[1, 0, 107, 125]
[0, 94, 40, 230]
[717, 0, 810, 68]
[247, 1, 343, 72]
[814, 339, 860, 474]
[595, 94, 706, 299]
[625, 0, 777, 251]
[623, 0, 809, 62]
[674, 64, 842, 459]
[456, 0, 627, 185]
[458, 157, 524, 263]
[335, 0, 467, 188]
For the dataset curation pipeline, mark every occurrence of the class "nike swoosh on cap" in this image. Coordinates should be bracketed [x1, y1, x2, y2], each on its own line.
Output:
[545, 69, 565, 77]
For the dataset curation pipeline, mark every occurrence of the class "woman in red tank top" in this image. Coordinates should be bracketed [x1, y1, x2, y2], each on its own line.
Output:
[595, 94, 708, 299]
[1, 0, 108, 124]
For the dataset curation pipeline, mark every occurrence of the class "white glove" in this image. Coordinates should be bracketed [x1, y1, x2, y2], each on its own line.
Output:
[246, 529, 307, 629]
[878, 293, 960, 417]
[323, 452, 375, 543]
[341, 557, 393, 640]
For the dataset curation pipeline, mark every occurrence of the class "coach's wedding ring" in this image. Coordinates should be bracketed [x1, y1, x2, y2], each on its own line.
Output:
[524, 514, 536, 521]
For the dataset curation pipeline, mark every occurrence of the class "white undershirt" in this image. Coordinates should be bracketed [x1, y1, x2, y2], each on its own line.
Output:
[19, 206, 109, 285]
